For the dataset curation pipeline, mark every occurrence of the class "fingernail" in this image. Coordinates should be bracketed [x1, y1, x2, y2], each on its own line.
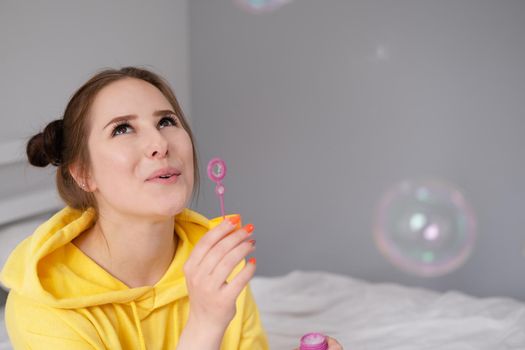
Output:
[248, 257, 257, 265]
[228, 215, 241, 226]
[243, 223, 255, 234]
[248, 239, 256, 246]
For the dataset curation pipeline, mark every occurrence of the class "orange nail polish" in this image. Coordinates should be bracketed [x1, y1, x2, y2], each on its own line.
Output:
[248, 257, 256, 265]
[248, 239, 256, 245]
[244, 223, 255, 234]
[228, 215, 241, 226]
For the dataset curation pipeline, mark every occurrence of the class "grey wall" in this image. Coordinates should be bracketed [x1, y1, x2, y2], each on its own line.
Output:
[189, 0, 525, 300]
[0, 0, 190, 215]
[2, 0, 524, 302]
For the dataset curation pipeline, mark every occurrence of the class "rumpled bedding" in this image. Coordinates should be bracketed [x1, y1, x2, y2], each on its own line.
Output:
[251, 270, 525, 350]
[1, 270, 524, 349]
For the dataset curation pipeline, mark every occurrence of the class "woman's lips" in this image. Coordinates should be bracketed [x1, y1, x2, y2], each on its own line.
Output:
[146, 167, 182, 181]
[146, 174, 179, 184]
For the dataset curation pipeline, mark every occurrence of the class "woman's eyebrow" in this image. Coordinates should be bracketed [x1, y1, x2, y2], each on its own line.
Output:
[103, 109, 176, 130]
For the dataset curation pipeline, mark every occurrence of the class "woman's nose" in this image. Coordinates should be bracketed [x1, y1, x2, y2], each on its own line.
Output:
[145, 130, 169, 159]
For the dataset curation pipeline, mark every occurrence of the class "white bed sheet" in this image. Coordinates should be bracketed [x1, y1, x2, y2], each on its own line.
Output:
[251, 270, 525, 350]
[2, 272, 524, 350]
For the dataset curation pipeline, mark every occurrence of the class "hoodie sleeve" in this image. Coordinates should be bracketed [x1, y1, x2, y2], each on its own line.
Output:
[5, 292, 104, 350]
[239, 284, 270, 350]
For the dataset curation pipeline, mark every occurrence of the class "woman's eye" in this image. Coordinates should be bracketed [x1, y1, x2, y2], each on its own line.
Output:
[159, 115, 178, 128]
[112, 123, 132, 136]
[110, 115, 178, 137]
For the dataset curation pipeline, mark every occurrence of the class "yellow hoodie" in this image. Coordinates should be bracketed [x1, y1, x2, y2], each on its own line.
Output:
[0, 206, 269, 349]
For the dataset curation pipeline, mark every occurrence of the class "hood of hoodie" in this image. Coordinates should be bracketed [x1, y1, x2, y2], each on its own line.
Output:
[0, 206, 212, 311]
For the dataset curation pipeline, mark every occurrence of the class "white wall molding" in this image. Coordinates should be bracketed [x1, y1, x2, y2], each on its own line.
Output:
[0, 139, 62, 226]
[0, 139, 25, 167]
[0, 188, 62, 227]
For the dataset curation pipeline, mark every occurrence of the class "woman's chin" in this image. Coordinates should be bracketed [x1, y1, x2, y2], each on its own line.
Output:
[149, 200, 187, 217]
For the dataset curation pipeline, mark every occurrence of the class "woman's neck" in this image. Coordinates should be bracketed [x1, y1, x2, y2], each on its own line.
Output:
[73, 213, 178, 288]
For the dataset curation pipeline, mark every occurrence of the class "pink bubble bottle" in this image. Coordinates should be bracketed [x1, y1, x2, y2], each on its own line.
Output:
[300, 332, 328, 350]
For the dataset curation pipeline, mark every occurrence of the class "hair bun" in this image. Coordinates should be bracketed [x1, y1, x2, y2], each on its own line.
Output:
[27, 119, 64, 167]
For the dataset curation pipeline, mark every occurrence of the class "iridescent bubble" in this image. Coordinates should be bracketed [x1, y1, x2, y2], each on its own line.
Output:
[374, 179, 477, 277]
[234, 0, 293, 14]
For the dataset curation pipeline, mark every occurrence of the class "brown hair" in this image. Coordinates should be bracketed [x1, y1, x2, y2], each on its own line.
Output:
[26, 66, 200, 213]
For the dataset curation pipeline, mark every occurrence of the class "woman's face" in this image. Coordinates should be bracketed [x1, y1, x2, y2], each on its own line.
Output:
[84, 78, 194, 219]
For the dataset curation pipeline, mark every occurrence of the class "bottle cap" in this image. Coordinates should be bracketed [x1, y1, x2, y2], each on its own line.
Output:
[299, 333, 328, 350]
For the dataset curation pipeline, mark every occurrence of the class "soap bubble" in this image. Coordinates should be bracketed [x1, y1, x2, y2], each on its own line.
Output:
[374, 179, 477, 277]
[234, 0, 293, 14]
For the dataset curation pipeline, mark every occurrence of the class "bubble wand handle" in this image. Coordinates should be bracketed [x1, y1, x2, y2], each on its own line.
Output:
[207, 157, 228, 220]
[215, 181, 226, 219]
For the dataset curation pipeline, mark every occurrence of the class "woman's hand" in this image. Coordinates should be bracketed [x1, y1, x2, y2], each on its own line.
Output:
[183, 215, 256, 334]
[325, 336, 343, 350]
[293, 336, 343, 350]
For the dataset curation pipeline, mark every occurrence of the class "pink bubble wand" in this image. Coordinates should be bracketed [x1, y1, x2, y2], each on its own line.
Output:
[207, 157, 228, 219]
[208, 159, 327, 348]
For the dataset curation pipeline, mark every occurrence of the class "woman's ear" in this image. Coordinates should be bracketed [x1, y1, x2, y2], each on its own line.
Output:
[68, 162, 96, 192]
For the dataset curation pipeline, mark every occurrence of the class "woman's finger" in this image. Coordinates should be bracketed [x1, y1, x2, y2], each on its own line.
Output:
[198, 224, 253, 277]
[210, 238, 256, 288]
[327, 336, 343, 349]
[222, 255, 257, 299]
[185, 216, 239, 269]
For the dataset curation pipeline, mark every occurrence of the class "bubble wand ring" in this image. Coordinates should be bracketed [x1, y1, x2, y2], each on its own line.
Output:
[207, 157, 227, 219]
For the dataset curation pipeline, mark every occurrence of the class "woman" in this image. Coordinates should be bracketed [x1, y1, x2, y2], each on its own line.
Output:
[0, 67, 342, 349]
